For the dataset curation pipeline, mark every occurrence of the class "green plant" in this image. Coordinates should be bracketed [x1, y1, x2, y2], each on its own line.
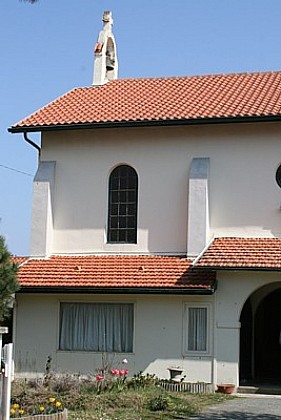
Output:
[147, 394, 169, 411]
[93, 354, 130, 393]
[45, 355, 52, 375]
[12, 374, 233, 419]
[10, 396, 64, 417]
[128, 371, 158, 389]
[0, 236, 19, 322]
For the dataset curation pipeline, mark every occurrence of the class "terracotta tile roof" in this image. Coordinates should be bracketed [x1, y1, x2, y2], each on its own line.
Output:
[195, 238, 281, 270]
[11, 256, 29, 266]
[9, 71, 281, 132]
[17, 255, 216, 294]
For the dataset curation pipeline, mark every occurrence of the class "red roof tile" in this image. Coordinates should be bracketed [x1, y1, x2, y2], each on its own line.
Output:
[17, 255, 215, 294]
[195, 238, 281, 270]
[9, 71, 281, 132]
[11, 256, 29, 266]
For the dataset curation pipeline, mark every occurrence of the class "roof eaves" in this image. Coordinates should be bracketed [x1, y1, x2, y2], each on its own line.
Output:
[8, 114, 281, 134]
[17, 285, 216, 295]
[195, 265, 281, 272]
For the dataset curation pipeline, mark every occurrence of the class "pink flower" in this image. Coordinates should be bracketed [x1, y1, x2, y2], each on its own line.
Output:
[111, 369, 120, 375]
[119, 369, 128, 376]
[96, 374, 104, 381]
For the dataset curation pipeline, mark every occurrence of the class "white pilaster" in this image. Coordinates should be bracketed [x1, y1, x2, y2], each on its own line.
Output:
[187, 157, 210, 257]
[30, 161, 56, 257]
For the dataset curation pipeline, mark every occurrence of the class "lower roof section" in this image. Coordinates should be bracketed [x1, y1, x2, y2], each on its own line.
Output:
[15, 255, 216, 295]
[13, 237, 281, 293]
[194, 237, 281, 270]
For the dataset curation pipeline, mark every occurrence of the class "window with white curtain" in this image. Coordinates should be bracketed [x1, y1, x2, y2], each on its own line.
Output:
[59, 303, 134, 352]
[184, 304, 210, 354]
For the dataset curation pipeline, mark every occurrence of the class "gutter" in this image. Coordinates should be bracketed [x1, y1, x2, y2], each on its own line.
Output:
[16, 285, 216, 295]
[23, 132, 41, 157]
[8, 114, 281, 134]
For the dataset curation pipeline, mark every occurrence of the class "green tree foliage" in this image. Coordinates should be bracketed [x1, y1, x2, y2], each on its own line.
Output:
[0, 236, 19, 322]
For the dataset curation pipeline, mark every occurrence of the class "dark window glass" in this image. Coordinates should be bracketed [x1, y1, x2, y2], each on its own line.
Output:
[276, 165, 281, 188]
[110, 230, 118, 242]
[118, 230, 126, 242]
[119, 191, 127, 203]
[108, 165, 138, 243]
[111, 216, 118, 228]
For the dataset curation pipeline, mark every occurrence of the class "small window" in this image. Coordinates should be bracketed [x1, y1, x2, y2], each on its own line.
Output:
[108, 165, 138, 243]
[276, 164, 281, 188]
[183, 304, 211, 354]
[59, 303, 134, 352]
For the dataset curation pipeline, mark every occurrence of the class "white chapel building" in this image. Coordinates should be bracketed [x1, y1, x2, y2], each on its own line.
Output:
[8, 12, 281, 388]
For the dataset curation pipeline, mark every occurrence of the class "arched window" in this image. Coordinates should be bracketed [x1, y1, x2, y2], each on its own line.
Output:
[107, 165, 138, 243]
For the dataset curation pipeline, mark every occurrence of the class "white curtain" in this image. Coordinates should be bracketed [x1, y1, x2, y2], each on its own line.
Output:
[59, 303, 134, 352]
[188, 307, 207, 351]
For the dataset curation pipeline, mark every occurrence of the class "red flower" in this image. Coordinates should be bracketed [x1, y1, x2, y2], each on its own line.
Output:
[111, 369, 119, 375]
[96, 374, 104, 381]
[119, 369, 128, 376]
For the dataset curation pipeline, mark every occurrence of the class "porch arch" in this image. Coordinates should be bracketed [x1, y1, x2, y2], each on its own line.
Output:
[239, 282, 281, 384]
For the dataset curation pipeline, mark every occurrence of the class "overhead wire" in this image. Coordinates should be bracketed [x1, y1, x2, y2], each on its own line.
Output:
[0, 163, 33, 177]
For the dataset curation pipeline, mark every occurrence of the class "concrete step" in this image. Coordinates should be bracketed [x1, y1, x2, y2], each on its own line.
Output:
[238, 385, 281, 395]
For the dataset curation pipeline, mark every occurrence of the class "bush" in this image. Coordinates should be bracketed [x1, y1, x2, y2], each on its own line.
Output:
[147, 394, 169, 411]
[128, 371, 158, 389]
[0, 235, 19, 322]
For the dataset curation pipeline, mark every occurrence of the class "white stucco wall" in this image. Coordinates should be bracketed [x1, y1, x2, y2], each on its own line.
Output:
[14, 271, 281, 385]
[19, 121, 281, 385]
[214, 271, 281, 385]
[38, 121, 281, 256]
[14, 293, 214, 382]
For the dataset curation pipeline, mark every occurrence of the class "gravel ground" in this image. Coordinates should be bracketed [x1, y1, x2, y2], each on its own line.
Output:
[190, 394, 281, 419]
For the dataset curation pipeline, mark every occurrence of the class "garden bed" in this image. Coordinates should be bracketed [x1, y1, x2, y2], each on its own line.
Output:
[11, 372, 231, 419]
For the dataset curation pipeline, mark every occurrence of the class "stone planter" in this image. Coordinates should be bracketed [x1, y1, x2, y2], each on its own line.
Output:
[167, 367, 184, 382]
[216, 384, 236, 394]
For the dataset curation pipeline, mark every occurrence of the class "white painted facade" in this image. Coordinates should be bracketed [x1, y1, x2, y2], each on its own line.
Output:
[36, 122, 281, 257]
[13, 119, 281, 386]
[14, 272, 281, 384]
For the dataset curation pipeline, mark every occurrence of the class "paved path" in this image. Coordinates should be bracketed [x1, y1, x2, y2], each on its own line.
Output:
[190, 394, 281, 419]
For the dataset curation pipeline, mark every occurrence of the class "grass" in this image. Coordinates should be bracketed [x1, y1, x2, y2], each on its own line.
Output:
[65, 388, 231, 419]
[66, 388, 170, 419]
[11, 374, 233, 419]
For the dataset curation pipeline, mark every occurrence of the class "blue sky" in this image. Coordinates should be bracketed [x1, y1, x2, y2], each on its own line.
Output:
[1, 0, 281, 255]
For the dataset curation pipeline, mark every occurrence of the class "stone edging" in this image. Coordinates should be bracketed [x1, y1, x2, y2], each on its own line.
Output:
[12, 409, 68, 420]
[160, 381, 215, 393]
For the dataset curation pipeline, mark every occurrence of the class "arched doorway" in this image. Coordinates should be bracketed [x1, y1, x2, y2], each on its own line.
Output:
[240, 286, 281, 384]
[255, 289, 281, 381]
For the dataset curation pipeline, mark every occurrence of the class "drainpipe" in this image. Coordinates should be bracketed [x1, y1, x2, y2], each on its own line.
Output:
[23, 132, 41, 158]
